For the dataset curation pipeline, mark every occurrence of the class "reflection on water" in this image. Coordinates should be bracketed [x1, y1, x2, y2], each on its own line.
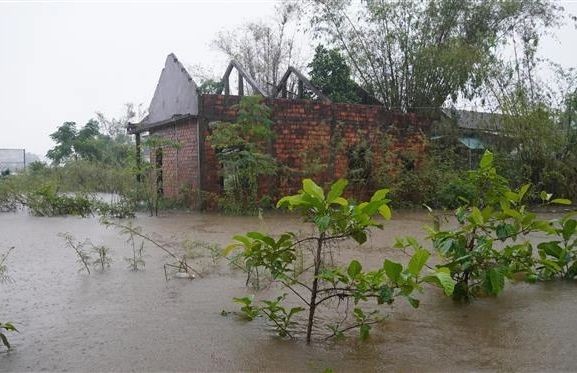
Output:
[1, 210, 576, 372]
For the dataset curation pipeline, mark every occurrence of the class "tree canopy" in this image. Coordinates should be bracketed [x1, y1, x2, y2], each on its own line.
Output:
[304, 0, 564, 113]
[308, 45, 360, 103]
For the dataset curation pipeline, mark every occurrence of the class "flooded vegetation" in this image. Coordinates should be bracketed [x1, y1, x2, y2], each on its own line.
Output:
[2, 208, 577, 371]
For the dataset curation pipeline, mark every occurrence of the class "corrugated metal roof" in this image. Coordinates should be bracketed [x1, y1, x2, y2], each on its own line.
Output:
[458, 137, 485, 150]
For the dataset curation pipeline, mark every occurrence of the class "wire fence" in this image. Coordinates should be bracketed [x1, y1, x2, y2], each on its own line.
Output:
[0, 148, 26, 173]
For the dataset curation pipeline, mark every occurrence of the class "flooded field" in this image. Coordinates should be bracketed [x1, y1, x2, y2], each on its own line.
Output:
[1, 209, 577, 372]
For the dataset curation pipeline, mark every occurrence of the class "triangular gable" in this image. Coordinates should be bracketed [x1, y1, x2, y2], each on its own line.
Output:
[142, 53, 199, 125]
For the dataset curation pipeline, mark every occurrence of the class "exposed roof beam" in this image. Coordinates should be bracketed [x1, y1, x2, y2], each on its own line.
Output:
[220, 60, 267, 96]
[271, 66, 331, 103]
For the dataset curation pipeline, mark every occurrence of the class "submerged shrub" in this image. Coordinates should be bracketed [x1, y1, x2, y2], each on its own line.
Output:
[426, 151, 569, 301]
[26, 184, 93, 217]
[536, 213, 577, 280]
[225, 179, 454, 343]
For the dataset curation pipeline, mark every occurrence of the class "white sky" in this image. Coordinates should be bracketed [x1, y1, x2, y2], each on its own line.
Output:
[1, 0, 576, 157]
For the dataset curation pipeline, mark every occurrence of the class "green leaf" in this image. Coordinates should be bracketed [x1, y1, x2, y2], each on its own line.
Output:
[302, 179, 325, 201]
[383, 259, 402, 282]
[347, 260, 363, 278]
[222, 243, 241, 256]
[470, 207, 483, 225]
[350, 230, 367, 244]
[518, 184, 531, 201]
[563, 219, 577, 241]
[551, 198, 572, 205]
[327, 179, 348, 203]
[315, 215, 331, 231]
[276, 194, 302, 208]
[423, 269, 455, 296]
[538, 241, 563, 259]
[232, 235, 251, 246]
[486, 267, 505, 295]
[408, 249, 430, 276]
[288, 306, 305, 318]
[496, 223, 516, 241]
[378, 204, 392, 220]
[370, 188, 389, 202]
[332, 197, 348, 206]
[479, 150, 493, 168]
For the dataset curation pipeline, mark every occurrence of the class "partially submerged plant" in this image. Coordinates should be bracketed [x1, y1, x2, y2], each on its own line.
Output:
[225, 179, 454, 343]
[59, 233, 92, 274]
[0, 322, 18, 350]
[89, 243, 112, 272]
[102, 219, 201, 279]
[124, 228, 145, 271]
[426, 151, 569, 301]
[0, 247, 17, 350]
[536, 212, 577, 280]
[183, 240, 222, 265]
[0, 247, 14, 284]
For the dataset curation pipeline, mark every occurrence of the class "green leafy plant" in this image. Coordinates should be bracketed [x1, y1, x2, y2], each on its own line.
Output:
[225, 179, 454, 343]
[233, 295, 260, 321]
[536, 212, 577, 280]
[0, 322, 18, 350]
[208, 96, 277, 215]
[427, 151, 565, 301]
[26, 185, 93, 217]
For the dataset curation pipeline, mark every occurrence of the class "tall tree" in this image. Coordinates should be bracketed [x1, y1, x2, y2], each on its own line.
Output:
[304, 0, 564, 112]
[308, 45, 360, 103]
[46, 122, 78, 165]
[212, 3, 303, 95]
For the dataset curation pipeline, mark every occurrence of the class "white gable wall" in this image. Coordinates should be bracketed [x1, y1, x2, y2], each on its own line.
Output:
[144, 53, 198, 124]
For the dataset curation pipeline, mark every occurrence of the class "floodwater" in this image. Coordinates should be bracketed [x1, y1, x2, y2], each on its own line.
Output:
[1, 209, 577, 372]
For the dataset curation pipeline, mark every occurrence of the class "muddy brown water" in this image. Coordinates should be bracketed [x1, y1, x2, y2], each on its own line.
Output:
[1, 209, 577, 372]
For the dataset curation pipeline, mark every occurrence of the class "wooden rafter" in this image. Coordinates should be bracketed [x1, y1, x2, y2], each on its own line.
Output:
[271, 66, 331, 103]
[220, 60, 266, 97]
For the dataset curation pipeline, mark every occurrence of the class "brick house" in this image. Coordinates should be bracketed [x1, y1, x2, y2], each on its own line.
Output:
[128, 53, 431, 208]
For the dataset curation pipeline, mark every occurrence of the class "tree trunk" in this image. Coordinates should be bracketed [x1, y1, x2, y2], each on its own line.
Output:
[306, 233, 325, 344]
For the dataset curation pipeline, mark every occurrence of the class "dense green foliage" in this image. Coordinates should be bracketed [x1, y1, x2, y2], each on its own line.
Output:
[308, 45, 360, 103]
[46, 120, 131, 167]
[306, 0, 563, 112]
[208, 96, 277, 214]
[225, 179, 454, 343]
[536, 213, 577, 280]
[422, 151, 571, 301]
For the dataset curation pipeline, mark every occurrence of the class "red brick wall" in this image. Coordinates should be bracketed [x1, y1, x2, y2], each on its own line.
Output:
[149, 95, 431, 207]
[149, 118, 199, 199]
[199, 95, 431, 200]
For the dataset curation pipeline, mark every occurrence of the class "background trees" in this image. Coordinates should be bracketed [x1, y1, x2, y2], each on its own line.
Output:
[212, 3, 303, 95]
[46, 104, 143, 167]
[308, 45, 360, 103]
[303, 0, 564, 113]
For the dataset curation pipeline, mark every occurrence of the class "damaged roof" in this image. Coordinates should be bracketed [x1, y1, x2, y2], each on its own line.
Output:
[140, 53, 199, 126]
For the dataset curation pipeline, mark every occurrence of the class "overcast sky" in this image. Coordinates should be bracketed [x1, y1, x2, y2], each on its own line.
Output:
[1, 0, 576, 158]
